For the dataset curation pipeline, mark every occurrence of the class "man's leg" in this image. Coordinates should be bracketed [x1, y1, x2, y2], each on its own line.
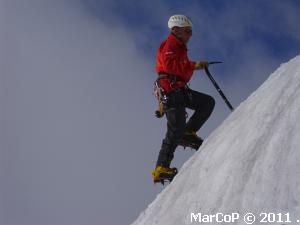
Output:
[156, 106, 186, 167]
[185, 89, 215, 133]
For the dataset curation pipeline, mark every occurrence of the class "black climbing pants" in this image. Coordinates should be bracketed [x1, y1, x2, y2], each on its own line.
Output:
[156, 88, 215, 167]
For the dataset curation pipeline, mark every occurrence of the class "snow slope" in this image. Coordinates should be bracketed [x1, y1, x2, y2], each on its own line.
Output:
[132, 55, 300, 225]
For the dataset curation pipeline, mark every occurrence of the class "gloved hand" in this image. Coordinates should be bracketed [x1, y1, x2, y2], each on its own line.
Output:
[194, 61, 209, 70]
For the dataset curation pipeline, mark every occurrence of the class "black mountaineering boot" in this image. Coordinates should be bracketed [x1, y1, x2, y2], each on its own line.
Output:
[178, 131, 203, 151]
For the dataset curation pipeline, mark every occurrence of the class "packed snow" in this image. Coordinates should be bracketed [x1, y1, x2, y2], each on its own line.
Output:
[132, 55, 300, 225]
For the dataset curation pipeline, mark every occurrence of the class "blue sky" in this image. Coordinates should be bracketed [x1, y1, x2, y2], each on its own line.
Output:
[1, 1, 300, 225]
[85, 0, 300, 59]
[85, 0, 300, 102]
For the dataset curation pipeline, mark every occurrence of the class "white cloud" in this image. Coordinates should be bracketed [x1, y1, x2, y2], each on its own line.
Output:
[1, 0, 157, 224]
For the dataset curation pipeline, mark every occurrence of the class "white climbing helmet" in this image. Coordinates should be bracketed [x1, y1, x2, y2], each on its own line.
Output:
[168, 15, 193, 29]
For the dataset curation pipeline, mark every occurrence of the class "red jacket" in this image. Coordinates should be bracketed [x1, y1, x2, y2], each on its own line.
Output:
[156, 33, 196, 93]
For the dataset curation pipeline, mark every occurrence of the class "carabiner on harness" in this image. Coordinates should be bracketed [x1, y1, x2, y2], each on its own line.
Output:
[153, 81, 167, 118]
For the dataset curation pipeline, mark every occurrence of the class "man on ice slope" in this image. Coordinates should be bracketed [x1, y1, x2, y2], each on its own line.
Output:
[152, 15, 215, 184]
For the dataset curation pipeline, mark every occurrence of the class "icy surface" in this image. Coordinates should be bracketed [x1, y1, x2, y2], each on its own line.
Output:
[132, 55, 300, 225]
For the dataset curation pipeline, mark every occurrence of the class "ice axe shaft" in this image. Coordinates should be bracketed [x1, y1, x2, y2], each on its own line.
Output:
[208, 61, 223, 65]
[205, 62, 234, 111]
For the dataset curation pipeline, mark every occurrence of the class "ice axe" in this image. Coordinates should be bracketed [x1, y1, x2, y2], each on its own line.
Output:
[204, 62, 234, 111]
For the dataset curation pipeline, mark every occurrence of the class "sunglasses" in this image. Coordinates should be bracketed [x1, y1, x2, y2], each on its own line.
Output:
[184, 28, 192, 34]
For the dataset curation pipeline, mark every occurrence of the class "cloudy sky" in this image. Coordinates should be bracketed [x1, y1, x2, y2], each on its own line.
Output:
[1, 0, 300, 225]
